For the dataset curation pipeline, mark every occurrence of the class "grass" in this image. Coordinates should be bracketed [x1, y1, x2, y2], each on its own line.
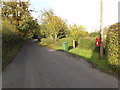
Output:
[2, 42, 24, 69]
[68, 48, 112, 72]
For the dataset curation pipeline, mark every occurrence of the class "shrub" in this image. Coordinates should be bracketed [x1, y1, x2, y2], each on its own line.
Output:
[55, 37, 73, 47]
[2, 20, 24, 68]
[106, 23, 120, 68]
[78, 38, 95, 50]
[89, 31, 100, 38]
[2, 21, 22, 50]
[41, 38, 56, 45]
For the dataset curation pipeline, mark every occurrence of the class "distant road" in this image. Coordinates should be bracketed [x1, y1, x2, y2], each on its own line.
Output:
[2, 40, 118, 88]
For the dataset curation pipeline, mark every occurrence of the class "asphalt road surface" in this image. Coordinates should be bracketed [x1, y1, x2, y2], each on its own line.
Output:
[2, 40, 118, 88]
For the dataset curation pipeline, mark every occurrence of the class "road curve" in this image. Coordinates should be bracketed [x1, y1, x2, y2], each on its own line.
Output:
[2, 40, 118, 88]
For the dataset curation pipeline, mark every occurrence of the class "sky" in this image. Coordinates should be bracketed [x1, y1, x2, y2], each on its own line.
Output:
[29, 0, 119, 32]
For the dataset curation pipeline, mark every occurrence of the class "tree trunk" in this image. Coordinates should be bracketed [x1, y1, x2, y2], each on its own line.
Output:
[55, 34, 57, 41]
[73, 39, 76, 48]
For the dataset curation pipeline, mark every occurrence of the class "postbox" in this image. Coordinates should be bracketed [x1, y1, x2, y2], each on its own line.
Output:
[96, 37, 100, 47]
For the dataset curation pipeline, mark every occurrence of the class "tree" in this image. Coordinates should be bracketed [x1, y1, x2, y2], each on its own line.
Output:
[89, 31, 100, 38]
[18, 16, 39, 38]
[67, 24, 88, 48]
[2, 1, 30, 26]
[40, 9, 67, 40]
[2, 1, 38, 38]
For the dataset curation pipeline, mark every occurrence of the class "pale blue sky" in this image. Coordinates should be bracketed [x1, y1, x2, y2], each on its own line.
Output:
[29, 0, 119, 32]
[30, 0, 52, 11]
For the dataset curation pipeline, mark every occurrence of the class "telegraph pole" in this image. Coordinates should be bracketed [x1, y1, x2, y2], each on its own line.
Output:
[100, 0, 103, 58]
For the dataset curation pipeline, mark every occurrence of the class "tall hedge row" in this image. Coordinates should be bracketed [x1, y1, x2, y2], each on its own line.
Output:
[106, 23, 120, 68]
[41, 38, 56, 45]
[78, 38, 95, 50]
[2, 21, 23, 53]
[41, 37, 73, 47]
[55, 38, 73, 47]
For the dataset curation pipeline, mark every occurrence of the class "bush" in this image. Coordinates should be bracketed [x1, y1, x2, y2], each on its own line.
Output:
[2, 21, 22, 50]
[55, 37, 73, 47]
[89, 31, 100, 38]
[41, 38, 56, 45]
[78, 38, 95, 50]
[106, 23, 119, 68]
[2, 20, 24, 68]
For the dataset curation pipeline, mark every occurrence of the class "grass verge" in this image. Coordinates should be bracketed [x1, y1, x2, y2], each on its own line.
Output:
[68, 48, 112, 72]
[2, 41, 24, 69]
[40, 43, 117, 75]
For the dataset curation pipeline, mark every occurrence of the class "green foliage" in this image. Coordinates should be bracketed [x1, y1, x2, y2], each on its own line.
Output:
[2, 20, 22, 49]
[2, 1, 39, 68]
[41, 38, 56, 45]
[2, 1, 30, 26]
[67, 24, 88, 41]
[78, 38, 95, 50]
[37, 25, 46, 38]
[2, 1, 37, 38]
[40, 9, 67, 39]
[106, 23, 120, 68]
[2, 20, 24, 68]
[89, 31, 100, 38]
[55, 38, 73, 47]
[18, 16, 39, 38]
[103, 27, 109, 36]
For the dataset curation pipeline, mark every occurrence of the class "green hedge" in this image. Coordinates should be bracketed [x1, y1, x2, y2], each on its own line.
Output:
[2, 21, 24, 68]
[41, 37, 73, 48]
[78, 38, 95, 50]
[41, 38, 56, 45]
[55, 38, 73, 47]
[106, 23, 119, 68]
[2, 21, 22, 50]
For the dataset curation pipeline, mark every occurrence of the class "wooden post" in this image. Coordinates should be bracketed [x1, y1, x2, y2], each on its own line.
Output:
[73, 39, 76, 48]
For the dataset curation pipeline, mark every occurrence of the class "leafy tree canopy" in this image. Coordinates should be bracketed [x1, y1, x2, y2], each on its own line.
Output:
[40, 9, 67, 40]
[67, 24, 88, 41]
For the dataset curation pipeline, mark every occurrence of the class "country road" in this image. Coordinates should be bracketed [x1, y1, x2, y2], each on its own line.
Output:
[2, 40, 118, 88]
